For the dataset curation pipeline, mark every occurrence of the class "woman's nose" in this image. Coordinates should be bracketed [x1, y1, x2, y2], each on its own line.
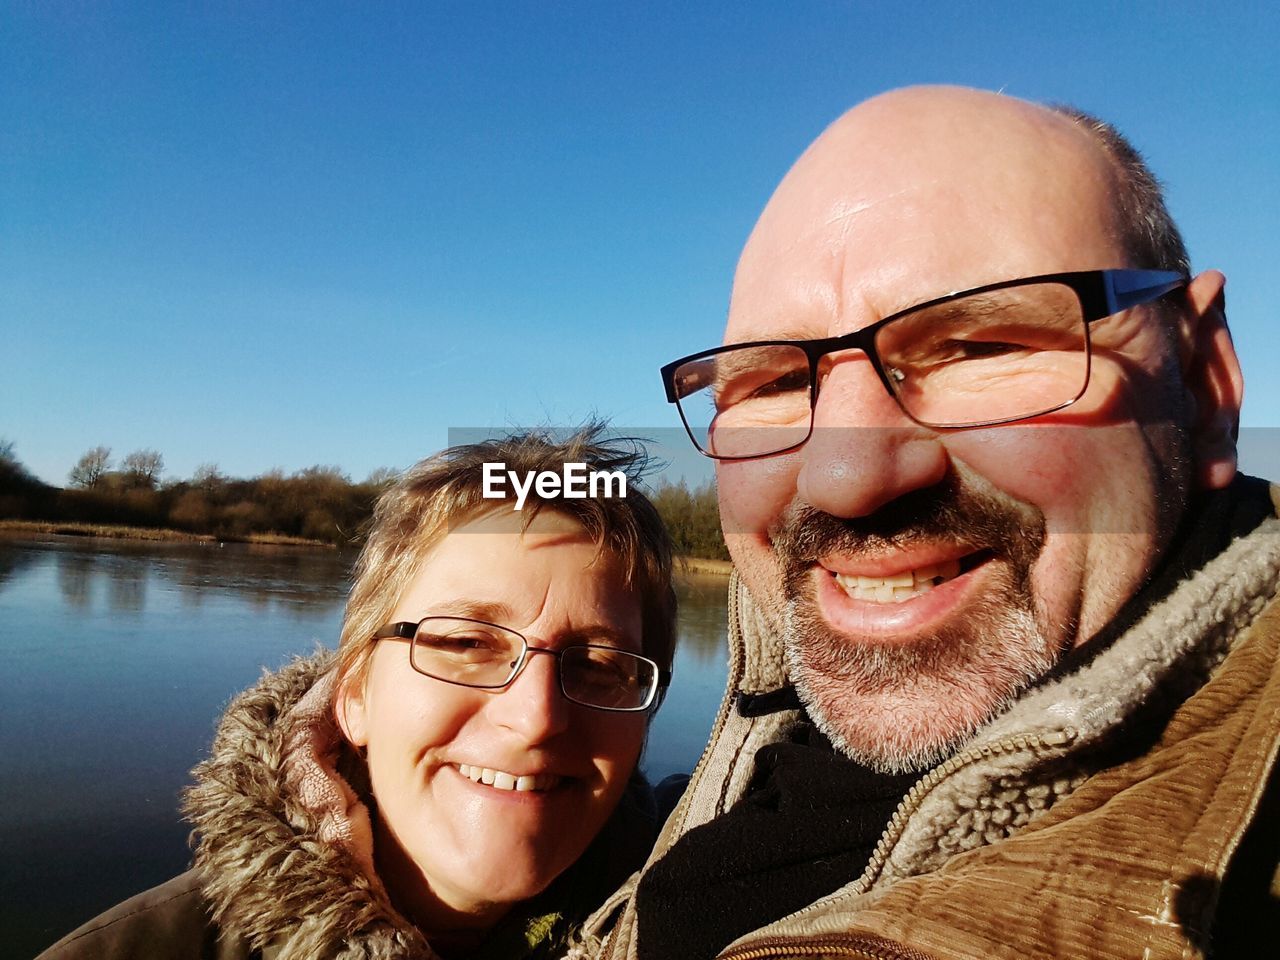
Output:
[487, 650, 571, 742]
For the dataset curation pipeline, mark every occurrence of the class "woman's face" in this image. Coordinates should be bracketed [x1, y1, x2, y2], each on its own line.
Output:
[338, 509, 648, 929]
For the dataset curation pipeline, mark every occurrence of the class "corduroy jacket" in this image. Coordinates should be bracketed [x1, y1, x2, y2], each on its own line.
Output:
[575, 486, 1280, 960]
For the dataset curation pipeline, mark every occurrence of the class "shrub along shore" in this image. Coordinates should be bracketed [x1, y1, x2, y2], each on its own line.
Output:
[1, 443, 730, 560]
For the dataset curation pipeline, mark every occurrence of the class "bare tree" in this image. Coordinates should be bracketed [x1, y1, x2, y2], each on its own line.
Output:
[68, 446, 112, 488]
[192, 462, 223, 491]
[0, 437, 15, 465]
[121, 449, 165, 488]
[364, 466, 400, 487]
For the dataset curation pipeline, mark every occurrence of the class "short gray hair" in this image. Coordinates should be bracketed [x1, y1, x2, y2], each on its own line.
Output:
[1051, 105, 1190, 276]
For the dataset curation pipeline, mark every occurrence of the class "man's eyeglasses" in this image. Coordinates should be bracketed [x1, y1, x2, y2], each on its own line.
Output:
[373, 616, 668, 712]
[660, 268, 1188, 461]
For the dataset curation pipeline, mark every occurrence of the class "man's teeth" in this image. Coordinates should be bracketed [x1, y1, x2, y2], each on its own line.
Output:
[832, 559, 963, 603]
[456, 764, 560, 792]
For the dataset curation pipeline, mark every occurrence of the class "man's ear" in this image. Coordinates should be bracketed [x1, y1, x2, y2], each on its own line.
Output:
[334, 670, 370, 748]
[1176, 270, 1243, 491]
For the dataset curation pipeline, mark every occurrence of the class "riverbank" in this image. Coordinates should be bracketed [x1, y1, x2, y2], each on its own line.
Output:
[0, 520, 735, 570]
[676, 555, 733, 576]
[0, 519, 333, 549]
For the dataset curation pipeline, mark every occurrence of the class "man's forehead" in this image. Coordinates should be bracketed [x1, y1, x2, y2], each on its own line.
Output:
[726, 87, 1127, 343]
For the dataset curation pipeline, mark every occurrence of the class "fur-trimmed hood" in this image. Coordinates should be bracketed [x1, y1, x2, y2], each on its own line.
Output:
[184, 652, 435, 959]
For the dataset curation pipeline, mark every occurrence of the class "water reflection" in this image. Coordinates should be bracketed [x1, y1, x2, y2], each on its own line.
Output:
[107, 555, 147, 613]
[56, 550, 97, 610]
[0, 544, 40, 594]
[26, 536, 355, 618]
[674, 572, 731, 666]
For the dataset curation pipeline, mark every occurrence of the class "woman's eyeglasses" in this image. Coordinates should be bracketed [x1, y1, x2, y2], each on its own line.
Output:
[373, 616, 667, 712]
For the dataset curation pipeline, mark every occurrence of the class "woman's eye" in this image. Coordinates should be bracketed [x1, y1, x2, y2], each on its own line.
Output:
[421, 634, 498, 654]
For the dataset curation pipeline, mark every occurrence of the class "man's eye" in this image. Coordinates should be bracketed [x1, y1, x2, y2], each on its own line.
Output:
[741, 368, 809, 401]
[946, 338, 1027, 359]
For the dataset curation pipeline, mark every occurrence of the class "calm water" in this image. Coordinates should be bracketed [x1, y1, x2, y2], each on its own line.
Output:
[0, 536, 729, 957]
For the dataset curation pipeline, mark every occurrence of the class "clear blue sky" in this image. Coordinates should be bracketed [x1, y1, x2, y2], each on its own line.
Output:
[4, 2, 1277, 487]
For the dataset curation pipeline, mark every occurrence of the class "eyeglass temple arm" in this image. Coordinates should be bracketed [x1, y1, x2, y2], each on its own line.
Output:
[1105, 269, 1187, 315]
[372, 622, 418, 640]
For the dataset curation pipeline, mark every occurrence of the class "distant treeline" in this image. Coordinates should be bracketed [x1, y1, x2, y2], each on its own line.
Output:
[0, 442, 729, 558]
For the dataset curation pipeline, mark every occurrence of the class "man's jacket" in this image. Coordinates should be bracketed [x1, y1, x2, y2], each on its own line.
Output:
[576, 484, 1280, 960]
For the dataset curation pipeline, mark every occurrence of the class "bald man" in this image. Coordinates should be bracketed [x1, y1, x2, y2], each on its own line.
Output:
[578, 88, 1280, 959]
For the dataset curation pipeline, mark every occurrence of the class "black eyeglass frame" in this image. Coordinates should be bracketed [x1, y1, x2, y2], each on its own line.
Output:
[660, 268, 1189, 461]
[373, 616, 671, 713]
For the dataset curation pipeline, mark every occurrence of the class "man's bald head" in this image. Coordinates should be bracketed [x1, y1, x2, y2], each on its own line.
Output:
[708, 84, 1241, 771]
[736, 87, 1165, 312]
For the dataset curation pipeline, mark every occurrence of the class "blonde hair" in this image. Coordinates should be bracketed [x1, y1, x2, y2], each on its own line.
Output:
[335, 425, 677, 693]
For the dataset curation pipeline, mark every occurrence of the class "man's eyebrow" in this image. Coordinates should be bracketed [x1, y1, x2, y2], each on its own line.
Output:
[911, 292, 1073, 326]
[725, 325, 822, 346]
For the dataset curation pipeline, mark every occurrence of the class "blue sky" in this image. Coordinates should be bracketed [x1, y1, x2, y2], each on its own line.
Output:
[4, 2, 1277, 487]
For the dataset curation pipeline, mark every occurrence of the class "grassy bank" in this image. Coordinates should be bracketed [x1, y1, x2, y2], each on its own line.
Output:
[0, 519, 334, 549]
[0, 520, 733, 570]
[676, 555, 733, 576]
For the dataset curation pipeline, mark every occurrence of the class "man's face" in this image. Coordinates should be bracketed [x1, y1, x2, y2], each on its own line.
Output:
[716, 89, 1208, 772]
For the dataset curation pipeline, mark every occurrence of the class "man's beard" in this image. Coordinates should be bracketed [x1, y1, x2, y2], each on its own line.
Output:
[773, 471, 1064, 774]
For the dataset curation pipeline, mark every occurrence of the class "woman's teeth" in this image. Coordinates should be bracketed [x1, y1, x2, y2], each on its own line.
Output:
[833, 559, 963, 603]
[457, 764, 560, 792]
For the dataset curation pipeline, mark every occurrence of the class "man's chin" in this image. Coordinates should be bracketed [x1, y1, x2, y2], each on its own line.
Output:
[783, 598, 1058, 774]
[790, 664, 991, 775]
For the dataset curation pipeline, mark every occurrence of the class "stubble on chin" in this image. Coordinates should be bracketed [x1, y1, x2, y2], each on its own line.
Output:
[772, 474, 1065, 774]
[784, 587, 1057, 774]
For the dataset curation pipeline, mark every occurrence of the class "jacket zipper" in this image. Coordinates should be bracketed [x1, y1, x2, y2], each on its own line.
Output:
[854, 724, 1079, 891]
[719, 932, 939, 960]
[664, 573, 750, 831]
[597, 579, 751, 960]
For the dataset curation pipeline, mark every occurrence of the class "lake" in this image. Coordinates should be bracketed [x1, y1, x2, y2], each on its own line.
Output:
[0, 536, 730, 957]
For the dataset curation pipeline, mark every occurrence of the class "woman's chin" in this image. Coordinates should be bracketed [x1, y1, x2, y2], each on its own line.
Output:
[421, 853, 566, 926]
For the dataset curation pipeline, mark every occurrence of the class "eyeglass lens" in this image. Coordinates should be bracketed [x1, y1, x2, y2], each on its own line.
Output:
[408, 617, 657, 711]
[672, 280, 1088, 459]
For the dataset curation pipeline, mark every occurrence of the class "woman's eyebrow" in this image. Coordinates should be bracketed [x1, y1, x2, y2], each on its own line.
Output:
[563, 625, 639, 649]
[420, 599, 515, 623]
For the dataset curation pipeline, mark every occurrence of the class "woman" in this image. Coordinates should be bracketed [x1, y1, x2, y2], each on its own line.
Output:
[40, 428, 677, 959]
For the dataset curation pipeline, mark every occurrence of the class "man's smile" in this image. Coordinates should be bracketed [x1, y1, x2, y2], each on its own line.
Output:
[810, 551, 999, 641]
[830, 559, 961, 602]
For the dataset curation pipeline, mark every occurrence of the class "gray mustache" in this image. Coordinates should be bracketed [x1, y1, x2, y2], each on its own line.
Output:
[773, 475, 1038, 560]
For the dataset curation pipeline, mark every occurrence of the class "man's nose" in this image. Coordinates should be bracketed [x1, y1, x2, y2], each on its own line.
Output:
[796, 354, 948, 519]
[488, 650, 571, 742]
